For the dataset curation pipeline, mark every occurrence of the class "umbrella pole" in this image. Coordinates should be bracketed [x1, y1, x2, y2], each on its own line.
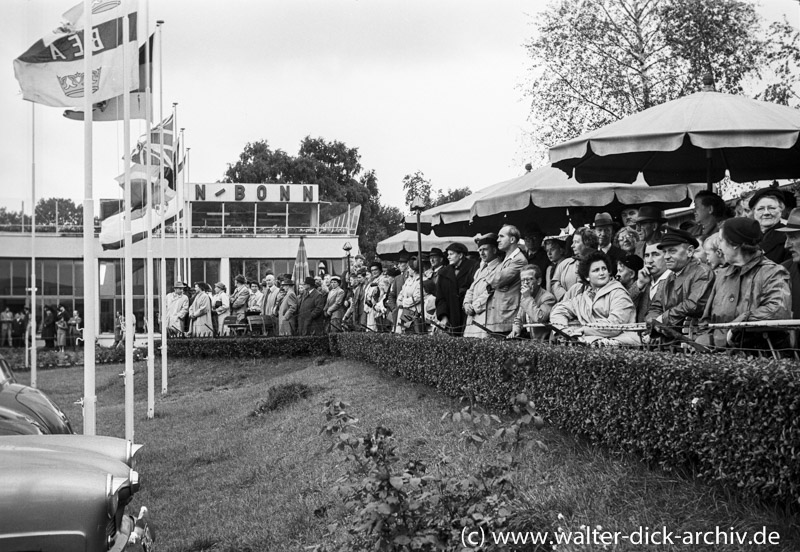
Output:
[706, 150, 713, 192]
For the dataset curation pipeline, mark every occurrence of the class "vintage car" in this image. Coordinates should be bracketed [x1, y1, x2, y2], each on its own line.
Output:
[0, 355, 73, 435]
[0, 435, 154, 551]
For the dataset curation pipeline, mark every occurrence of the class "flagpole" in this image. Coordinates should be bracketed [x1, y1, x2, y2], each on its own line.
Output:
[186, 146, 192, 285]
[29, 104, 37, 387]
[179, 128, 187, 284]
[122, 9, 135, 443]
[82, 0, 97, 436]
[145, 1, 155, 420]
[173, 104, 181, 282]
[157, 20, 168, 395]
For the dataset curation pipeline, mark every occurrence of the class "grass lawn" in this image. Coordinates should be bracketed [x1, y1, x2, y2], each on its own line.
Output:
[15, 355, 800, 551]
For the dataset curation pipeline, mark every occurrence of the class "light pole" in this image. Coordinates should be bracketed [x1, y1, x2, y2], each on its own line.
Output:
[410, 197, 426, 333]
[342, 241, 352, 291]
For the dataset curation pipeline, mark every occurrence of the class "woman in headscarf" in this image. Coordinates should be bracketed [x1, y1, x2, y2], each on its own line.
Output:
[549, 251, 640, 347]
[698, 217, 791, 350]
[189, 282, 214, 337]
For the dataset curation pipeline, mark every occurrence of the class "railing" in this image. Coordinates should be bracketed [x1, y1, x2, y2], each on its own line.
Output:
[0, 224, 102, 234]
[0, 223, 353, 237]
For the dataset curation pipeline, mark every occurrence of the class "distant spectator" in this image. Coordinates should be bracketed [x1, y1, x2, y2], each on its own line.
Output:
[247, 281, 263, 313]
[749, 187, 791, 264]
[521, 227, 549, 282]
[0, 307, 12, 347]
[620, 207, 639, 229]
[298, 276, 325, 336]
[615, 226, 638, 256]
[41, 306, 56, 349]
[189, 282, 214, 337]
[12, 312, 25, 348]
[212, 282, 230, 335]
[397, 256, 423, 334]
[435, 242, 478, 336]
[463, 233, 502, 338]
[633, 206, 666, 258]
[616, 254, 645, 316]
[426, 248, 447, 285]
[165, 282, 190, 335]
[692, 190, 728, 241]
[372, 275, 395, 333]
[699, 217, 791, 350]
[543, 235, 568, 293]
[508, 264, 556, 340]
[635, 242, 672, 323]
[261, 274, 281, 337]
[487, 225, 527, 334]
[229, 274, 251, 322]
[551, 227, 598, 300]
[278, 277, 298, 336]
[324, 275, 346, 332]
[593, 212, 625, 268]
[67, 310, 82, 350]
[55, 304, 68, 352]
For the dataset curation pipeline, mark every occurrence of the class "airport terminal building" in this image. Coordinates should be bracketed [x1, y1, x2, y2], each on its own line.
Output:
[0, 182, 360, 334]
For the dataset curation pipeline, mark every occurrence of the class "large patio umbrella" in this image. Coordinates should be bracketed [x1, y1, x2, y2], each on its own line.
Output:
[376, 230, 475, 261]
[550, 79, 800, 189]
[292, 236, 310, 287]
[469, 166, 703, 232]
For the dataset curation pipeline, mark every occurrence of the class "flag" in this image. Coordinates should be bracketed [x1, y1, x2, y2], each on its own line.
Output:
[113, 164, 175, 211]
[13, 0, 140, 108]
[63, 34, 153, 121]
[131, 114, 174, 168]
[292, 237, 310, 288]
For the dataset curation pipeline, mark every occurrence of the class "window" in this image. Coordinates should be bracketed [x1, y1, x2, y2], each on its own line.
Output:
[223, 203, 254, 233]
[0, 261, 10, 295]
[58, 260, 73, 295]
[256, 203, 287, 233]
[191, 202, 223, 233]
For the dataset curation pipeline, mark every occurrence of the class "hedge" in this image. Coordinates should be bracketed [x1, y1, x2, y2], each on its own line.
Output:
[334, 332, 800, 505]
[164, 335, 331, 358]
[4, 346, 147, 371]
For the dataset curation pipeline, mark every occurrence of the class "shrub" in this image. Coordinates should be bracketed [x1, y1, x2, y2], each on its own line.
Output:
[335, 332, 800, 506]
[250, 382, 312, 416]
[165, 336, 330, 358]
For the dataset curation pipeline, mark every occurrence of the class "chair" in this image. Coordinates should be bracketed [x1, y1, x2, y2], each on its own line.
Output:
[247, 315, 266, 336]
[222, 315, 248, 336]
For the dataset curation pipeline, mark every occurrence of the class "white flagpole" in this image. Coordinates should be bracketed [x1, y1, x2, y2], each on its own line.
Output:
[157, 20, 168, 395]
[173, 104, 181, 282]
[186, 146, 192, 285]
[82, 0, 97, 436]
[122, 8, 135, 443]
[29, 105, 37, 387]
[179, 128, 186, 283]
[145, 1, 155, 420]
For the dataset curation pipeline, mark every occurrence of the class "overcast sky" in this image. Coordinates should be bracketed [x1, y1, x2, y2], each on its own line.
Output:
[2, 0, 798, 216]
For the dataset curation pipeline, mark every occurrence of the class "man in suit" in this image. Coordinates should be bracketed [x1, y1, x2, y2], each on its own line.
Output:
[594, 212, 625, 270]
[165, 281, 189, 336]
[487, 225, 528, 334]
[390, 255, 409, 332]
[229, 274, 251, 322]
[260, 273, 281, 336]
[277, 278, 298, 336]
[324, 275, 346, 332]
[435, 242, 478, 336]
[521, 227, 550, 282]
[298, 276, 326, 336]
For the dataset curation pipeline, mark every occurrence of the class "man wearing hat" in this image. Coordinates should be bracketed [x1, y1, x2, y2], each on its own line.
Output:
[426, 248, 447, 286]
[646, 227, 714, 328]
[777, 207, 800, 319]
[594, 212, 625, 267]
[324, 275, 346, 332]
[435, 241, 478, 336]
[229, 274, 251, 322]
[692, 190, 728, 241]
[521, 226, 550, 281]
[633, 206, 667, 258]
[298, 276, 326, 336]
[277, 276, 298, 336]
[165, 281, 189, 335]
[463, 233, 502, 338]
[486, 225, 528, 334]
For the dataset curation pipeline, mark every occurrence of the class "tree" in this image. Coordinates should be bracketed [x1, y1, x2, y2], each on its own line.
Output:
[223, 137, 388, 257]
[359, 200, 405, 261]
[35, 198, 82, 227]
[523, 0, 800, 152]
[433, 187, 472, 207]
[401, 171, 433, 209]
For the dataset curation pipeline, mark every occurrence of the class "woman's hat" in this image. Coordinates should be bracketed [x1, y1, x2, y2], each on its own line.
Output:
[214, 282, 226, 292]
[722, 217, 762, 247]
[748, 186, 794, 209]
[618, 254, 644, 273]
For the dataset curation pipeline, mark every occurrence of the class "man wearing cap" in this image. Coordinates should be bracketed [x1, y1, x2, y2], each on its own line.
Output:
[435, 242, 478, 336]
[485, 225, 528, 334]
[692, 190, 728, 241]
[324, 275, 346, 332]
[521, 227, 550, 281]
[261, 273, 281, 337]
[594, 212, 625, 267]
[699, 217, 791, 349]
[633, 206, 667, 258]
[277, 277, 298, 336]
[229, 274, 251, 322]
[463, 233, 502, 338]
[777, 207, 800, 319]
[298, 276, 326, 336]
[165, 281, 189, 335]
[646, 228, 714, 328]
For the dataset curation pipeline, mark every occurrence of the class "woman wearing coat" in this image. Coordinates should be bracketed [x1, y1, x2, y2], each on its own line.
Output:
[278, 278, 298, 336]
[463, 233, 502, 338]
[549, 251, 640, 347]
[41, 306, 56, 349]
[188, 282, 215, 337]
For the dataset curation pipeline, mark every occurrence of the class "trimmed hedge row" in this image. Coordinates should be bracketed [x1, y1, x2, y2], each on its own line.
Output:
[6, 346, 146, 371]
[335, 332, 800, 505]
[164, 335, 331, 358]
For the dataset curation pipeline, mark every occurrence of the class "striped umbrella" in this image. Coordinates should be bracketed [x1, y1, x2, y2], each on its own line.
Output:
[292, 236, 310, 289]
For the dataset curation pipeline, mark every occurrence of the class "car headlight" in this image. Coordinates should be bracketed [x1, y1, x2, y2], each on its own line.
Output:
[106, 473, 128, 518]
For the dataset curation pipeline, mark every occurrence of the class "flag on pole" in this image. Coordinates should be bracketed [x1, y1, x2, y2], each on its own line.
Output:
[63, 33, 153, 121]
[131, 114, 174, 168]
[13, 0, 139, 108]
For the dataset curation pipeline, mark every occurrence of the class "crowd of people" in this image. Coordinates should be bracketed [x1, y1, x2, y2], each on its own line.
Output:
[162, 185, 800, 354]
[0, 304, 82, 352]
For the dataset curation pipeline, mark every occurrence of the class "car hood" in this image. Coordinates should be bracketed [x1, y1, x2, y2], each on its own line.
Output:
[0, 434, 142, 467]
[0, 383, 73, 434]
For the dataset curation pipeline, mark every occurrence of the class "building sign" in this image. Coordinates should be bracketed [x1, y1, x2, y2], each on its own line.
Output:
[189, 183, 319, 203]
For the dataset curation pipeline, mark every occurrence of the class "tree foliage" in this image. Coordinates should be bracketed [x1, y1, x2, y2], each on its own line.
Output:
[524, 0, 800, 149]
[402, 170, 472, 210]
[223, 136, 392, 258]
[433, 186, 472, 207]
[35, 197, 83, 226]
